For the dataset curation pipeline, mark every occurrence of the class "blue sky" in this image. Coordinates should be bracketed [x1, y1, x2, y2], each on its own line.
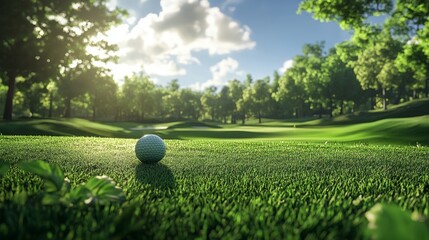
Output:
[106, 0, 352, 90]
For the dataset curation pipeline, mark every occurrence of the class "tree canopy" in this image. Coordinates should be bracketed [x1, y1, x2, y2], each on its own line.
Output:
[0, 0, 428, 122]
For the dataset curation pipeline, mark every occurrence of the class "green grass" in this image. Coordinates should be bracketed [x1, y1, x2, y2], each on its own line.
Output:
[2, 115, 428, 145]
[0, 118, 133, 137]
[1, 136, 429, 239]
[1, 99, 428, 145]
[1, 100, 428, 238]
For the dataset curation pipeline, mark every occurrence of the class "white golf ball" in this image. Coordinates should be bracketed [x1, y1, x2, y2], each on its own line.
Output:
[135, 134, 166, 163]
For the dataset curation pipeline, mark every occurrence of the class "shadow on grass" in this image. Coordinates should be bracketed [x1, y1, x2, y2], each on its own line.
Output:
[308, 98, 429, 126]
[135, 162, 175, 189]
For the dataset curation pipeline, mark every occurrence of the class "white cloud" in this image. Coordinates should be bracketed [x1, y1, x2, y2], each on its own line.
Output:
[221, 0, 244, 9]
[106, 0, 255, 80]
[190, 57, 239, 91]
[228, 6, 236, 13]
[106, 62, 140, 84]
[144, 60, 187, 76]
[279, 59, 294, 73]
[125, 10, 137, 25]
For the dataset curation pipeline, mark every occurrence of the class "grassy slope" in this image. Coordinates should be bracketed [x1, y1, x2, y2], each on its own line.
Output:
[1, 136, 429, 239]
[241, 98, 429, 126]
[0, 118, 133, 137]
[0, 99, 428, 145]
[307, 98, 429, 126]
[1, 116, 428, 145]
[160, 115, 429, 145]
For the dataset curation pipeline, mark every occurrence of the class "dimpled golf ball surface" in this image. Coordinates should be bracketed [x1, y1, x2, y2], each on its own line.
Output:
[135, 134, 166, 163]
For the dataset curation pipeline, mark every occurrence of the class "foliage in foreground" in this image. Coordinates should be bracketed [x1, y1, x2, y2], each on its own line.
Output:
[365, 203, 429, 240]
[16, 160, 125, 205]
[1, 137, 429, 239]
[0, 160, 129, 239]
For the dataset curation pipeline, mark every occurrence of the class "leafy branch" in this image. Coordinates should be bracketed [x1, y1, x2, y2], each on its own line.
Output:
[3, 160, 125, 206]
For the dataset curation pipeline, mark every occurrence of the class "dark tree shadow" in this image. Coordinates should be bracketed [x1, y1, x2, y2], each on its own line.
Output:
[135, 163, 176, 189]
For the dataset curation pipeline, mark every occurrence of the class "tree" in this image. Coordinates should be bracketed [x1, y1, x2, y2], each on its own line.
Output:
[396, 42, 428, 98]
[88, 75, 118, 120]
[59, 65, 96, 117]
[354, 30, 403, 109]
[245, 74, 253, 87]
[336, 40, 363, 69]
[251, 77, 271, 123]
[297, 42, 327, 117]
[298, 0, 429, 108]
[162, 79, 182, 120]
[180, 89, 202, 120]
[391, 0, 429, 36]
[322, 48, 362, 116]
[151, 88, 165, 120]
[228, 79, 244, 124]
[269, 71, 283, 118]
[236, 83, 253, 125]
[218, 86, 234, 123]
[390, 0, 429, 99]
[0, 0, 124, 120]
[18, 82, 49, 117]
[274, 65, 308, 118]
[1, 1, 39, 120]
[201, 86, 218, 121]
[121, 73, 156, 122]
[167, 79, 180, 92]
[298, 0, 394, 29]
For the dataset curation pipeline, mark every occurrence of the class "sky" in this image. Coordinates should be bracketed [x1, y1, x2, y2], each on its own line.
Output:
[104, 0, 353, 90]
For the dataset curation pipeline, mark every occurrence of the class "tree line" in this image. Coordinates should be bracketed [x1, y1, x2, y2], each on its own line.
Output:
[1, 0, 428, 122]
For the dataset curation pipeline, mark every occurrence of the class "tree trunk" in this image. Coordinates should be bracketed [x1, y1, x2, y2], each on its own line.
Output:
[382, 87, 387, 110]
[64, 97, 72, 118]
[92, 104, 96, 120]
[258, 111, 262, 124]
[295, 108, 299, 118]
[329, 97, 333, 118]
[3, 72, 17, 120]
[48, 92, 53, 118]
[241, 114, 245, 125]
[425, 78, 428, 98]
[340, 100, 344, 115]
[92, 94, 97, 120]
[318, 103, 322, 119]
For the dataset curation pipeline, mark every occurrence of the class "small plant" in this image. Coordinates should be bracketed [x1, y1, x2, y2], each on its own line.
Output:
[6, 160, 125, 206]
[365, 203, 429, 240]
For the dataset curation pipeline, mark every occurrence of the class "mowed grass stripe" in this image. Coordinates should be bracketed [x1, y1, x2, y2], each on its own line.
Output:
[1, 136, 429, 239]
[1, 115, 428, 145]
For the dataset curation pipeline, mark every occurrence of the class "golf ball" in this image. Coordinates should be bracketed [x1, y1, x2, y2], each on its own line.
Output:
[135, 134, 166, 163]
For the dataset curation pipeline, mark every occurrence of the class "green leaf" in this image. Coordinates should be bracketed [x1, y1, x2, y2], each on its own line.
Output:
[12, 191, 28, 205]
[18, 160, 64, 192]
[41, 193, 61, 205]
[0, 161, 10, 177]
[365, 203, 429, 240]
[82, 175, 125, 205]
[67, 185, 92, 203]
